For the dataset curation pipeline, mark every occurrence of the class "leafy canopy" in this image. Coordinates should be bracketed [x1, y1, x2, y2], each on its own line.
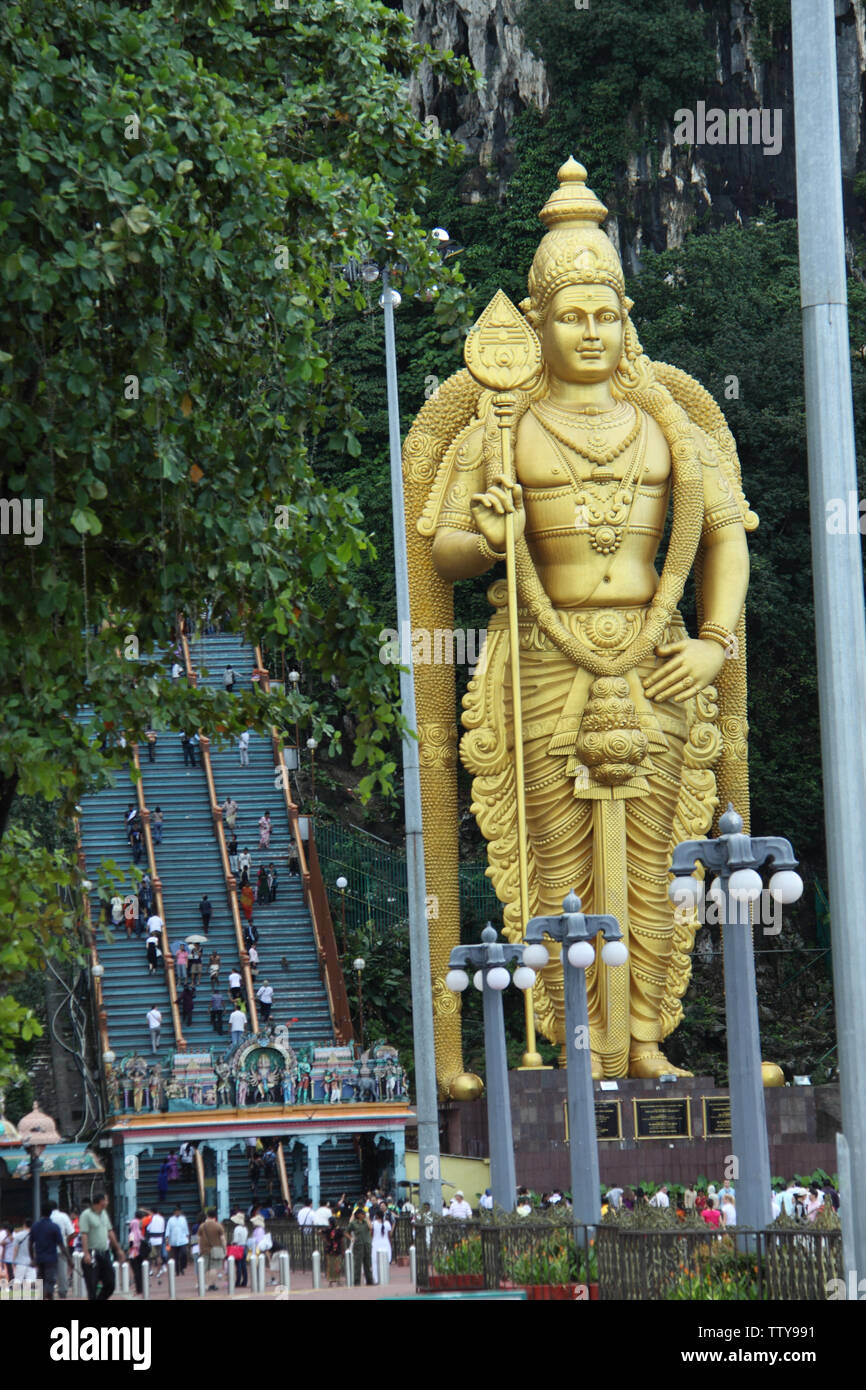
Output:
[0, 0, 473, 1083]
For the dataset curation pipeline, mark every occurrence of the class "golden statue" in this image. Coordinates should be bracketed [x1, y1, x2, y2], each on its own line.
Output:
[403, 159, 757, 1091]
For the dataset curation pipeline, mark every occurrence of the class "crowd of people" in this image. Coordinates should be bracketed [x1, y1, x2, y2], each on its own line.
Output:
[0, 1182, 413, 1299]
[600, 1175, 840, 1226]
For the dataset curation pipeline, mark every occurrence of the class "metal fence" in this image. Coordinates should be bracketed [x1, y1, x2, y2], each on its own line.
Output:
[410, 1220, 844, 1300]
[413, 1220, 595, 1292]
[595, 1225, 843, 1300]
[265, 1216, 415, 1270]
[315, 821, 500, 937]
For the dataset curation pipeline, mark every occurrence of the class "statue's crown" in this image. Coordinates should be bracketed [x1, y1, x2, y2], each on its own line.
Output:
[525, 158, 629, 323]
[538, 157, 608, 231]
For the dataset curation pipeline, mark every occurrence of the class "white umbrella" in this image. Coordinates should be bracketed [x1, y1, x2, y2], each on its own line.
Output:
[186, 934, 208, 946]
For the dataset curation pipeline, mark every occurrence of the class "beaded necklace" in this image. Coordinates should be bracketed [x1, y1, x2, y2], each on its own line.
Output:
[531, 400, 640, 467]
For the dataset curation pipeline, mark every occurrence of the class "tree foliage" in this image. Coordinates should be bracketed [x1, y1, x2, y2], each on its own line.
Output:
[0, 0, 474, 1084]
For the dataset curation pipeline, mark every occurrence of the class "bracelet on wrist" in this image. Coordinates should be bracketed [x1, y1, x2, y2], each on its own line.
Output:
[477, 532, 506, 563]
[699, 622, 736, 652]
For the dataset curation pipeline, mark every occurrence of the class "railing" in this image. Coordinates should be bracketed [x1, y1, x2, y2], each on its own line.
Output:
[131, 742, 186, 1051]
[74, 833, 113, 1070]
[305, 828, 354, 1043]
[264, 1216, 415, 1269]
[411, 1220, 844, 1300]
[595, 1224, 843, 1301]
[179, 623, 260, 1033]
[414, 1219, 594, 1293]
[254, 643, 354, 1044]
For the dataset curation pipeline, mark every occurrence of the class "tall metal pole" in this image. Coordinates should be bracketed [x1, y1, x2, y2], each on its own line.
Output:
[381, 266, 442, 1213]
[792, 0, 866, 1280]
[562, 961, 601, 1227]
[671, 810, 802, 1233]
[481, 968, 518, 1212]
[524, 895, 621, 1226]
[719, 881, 772, 1232]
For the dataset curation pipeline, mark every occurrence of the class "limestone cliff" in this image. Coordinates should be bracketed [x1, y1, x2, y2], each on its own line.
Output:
[405, 0, 866, 268]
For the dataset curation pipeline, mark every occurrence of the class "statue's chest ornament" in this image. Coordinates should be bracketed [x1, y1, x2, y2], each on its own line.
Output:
[530, 402, 648, 555]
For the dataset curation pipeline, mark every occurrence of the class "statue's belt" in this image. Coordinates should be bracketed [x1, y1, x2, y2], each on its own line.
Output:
[492, 606, 688, 801]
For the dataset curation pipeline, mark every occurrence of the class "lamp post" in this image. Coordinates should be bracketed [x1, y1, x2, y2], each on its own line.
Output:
[353, 957, 366, 1049]
[345, 232, 459, 1212]
[336, 876, 348, 954]
[522, 893, 626, 1226]
[669, 804, 803, 1231]
[17, 1103, 62, 1224]
[288, 670, 300, 750]
[791, 0, 866, 1281]
[445, 924, 536, 1211]
[306, 737, 317, 803]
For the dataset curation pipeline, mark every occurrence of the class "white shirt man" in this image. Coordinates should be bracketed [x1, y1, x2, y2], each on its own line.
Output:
[649, 1186, 670, 1209]
[449, 1193, 472, 1219]
[50, 1205, 74, 1299]
[146, 1007, 162, 1053]
[146, 914, 163, 935]
[721, 1199, 737, 1227]
[147, 1210, 166, 1274]
[770, 1190, 782, 1220]
[296, 1202, 315, 1228]
[605, 1186, 624, 1210]
[313, 1202, 331, 1227]
[165, 1211, 189, 1248]
[238, 730, 250, 766]
[479, 1190, 494, 1211]
[229, 1008, 247, 1045]
[228, 970, 242, 1001]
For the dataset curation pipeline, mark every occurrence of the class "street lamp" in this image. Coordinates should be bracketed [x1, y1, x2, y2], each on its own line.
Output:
[669, 804, 803, 1231]
[17, 1103, 61, 1223]
[339, 229, 457, 1213]
[446, 924, 533, 1211]
[353, 957, 366, 1049]
[336, 876, 348, 954]
[523, 893, 626, 1227]
[306, 737, 318, 802]
[288, 670, 300, 749]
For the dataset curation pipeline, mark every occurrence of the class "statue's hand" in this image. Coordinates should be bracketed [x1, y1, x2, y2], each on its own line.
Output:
[643, 638, 725, 704]
[469, 475, 525, 554]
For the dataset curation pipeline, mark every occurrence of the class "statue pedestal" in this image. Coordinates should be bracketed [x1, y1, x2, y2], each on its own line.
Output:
[441, 1071, 841, 1192]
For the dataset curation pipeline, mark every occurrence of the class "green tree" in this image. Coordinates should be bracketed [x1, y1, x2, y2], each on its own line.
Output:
[0, 0, 473, 1084]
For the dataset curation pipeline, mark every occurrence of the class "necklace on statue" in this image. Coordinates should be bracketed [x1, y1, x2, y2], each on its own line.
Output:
[544, 416, 648, 556]
[531, 401, 640, 468]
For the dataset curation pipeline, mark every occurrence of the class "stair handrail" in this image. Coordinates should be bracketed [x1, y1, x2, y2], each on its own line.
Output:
[74, 833, 113, 1071]
[254, 645, 354, 1044]
[179, 625, 260, 1035]
[131, 744, 186, 1051]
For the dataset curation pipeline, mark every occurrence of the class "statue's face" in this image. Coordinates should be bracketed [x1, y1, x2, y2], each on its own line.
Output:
[540, 285, 624, 383]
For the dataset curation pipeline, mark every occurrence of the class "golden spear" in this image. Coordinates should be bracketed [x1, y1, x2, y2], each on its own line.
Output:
[464, 290, 544, 1067]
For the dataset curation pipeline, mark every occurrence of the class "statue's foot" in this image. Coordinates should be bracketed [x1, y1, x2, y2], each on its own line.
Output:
[591, 1052, 604, 1081]
[628, 1045, 693, 1080]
